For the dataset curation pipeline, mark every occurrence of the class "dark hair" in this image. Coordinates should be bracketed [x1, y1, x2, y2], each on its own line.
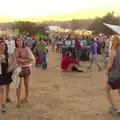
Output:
[0, 41, 8, 63]
[39, 37, 42, 41]
[15, 37, 25, 48]
[96, 37, 99, 41]
[0, 37, 4, 41]
[0, 42, 10, 75]
[4, 43, 9, 63]
[90, 37, 94, 42]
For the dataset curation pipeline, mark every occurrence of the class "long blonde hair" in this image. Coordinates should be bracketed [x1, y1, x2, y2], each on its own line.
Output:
[110, 35, 120, 50]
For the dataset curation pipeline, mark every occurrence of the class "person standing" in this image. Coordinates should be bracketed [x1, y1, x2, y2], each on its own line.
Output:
[34, 37, 47, 70]
[105, 35, 120, 114]
[75, 36, 81, 61]
[105, 36, 110, 58]
[31, 37, 38, 52]
[88, 38, 102, 70]
[5, 35, 15, 102]
[14, 37, 34, 107]
[51, 35, 55, 52]
[24, 35, 34, 49]
[0, 38, 12, 112]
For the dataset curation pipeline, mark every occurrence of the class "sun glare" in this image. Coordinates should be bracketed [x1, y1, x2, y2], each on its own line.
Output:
[0, 0, 119, 21]
[6, 0, 89, 18]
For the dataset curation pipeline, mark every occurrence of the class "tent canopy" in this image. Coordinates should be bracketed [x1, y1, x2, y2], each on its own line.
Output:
[103, 23, 120, 34]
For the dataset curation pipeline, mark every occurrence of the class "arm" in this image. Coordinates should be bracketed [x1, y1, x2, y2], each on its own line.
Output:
[44, 41, 47, 46]
[23, 47, 35, 62]
[69, 57, 79, 65]
[33, 41, 38, 53]
[107, 49, 116, 73]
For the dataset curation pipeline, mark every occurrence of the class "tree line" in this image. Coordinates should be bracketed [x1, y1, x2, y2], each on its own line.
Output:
[0, 12, 119, 35]
[88, 12, 120, 35]
[12, 21, 48, 36]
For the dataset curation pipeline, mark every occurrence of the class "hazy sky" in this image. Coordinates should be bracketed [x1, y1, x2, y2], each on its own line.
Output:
[0, 0, 120, 22]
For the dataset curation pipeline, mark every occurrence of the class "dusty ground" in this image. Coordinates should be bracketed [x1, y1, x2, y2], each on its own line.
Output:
[0, 50, 120, 120]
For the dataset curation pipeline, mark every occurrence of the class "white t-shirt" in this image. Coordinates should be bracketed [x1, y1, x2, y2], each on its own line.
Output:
[5, 40, 15, 55]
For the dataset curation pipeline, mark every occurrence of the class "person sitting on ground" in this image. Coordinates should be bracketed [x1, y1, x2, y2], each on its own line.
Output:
[61, 51, 83, 72]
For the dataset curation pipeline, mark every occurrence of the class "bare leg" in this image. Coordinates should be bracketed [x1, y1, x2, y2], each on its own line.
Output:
[0, 85, 7, 112]
[117, 89, 120, 96]
[66, 63, 79, 72]
[66, 63, 75, 72]
[21, 76, 30, 103]
[5, 84, 12, 102]
[16, 79, 22, 106]
[0, 86, 5, 105]
[105, 84, 116, 109]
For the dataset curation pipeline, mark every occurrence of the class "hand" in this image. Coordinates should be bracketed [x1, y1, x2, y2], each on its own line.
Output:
[106, 70, 109, 76]
[8, 66, 12, 72]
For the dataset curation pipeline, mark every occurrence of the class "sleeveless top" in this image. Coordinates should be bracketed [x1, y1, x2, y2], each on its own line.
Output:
[108, 48, 120, 82]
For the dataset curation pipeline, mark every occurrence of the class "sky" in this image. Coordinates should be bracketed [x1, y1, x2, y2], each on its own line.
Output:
[0, 0, 120, 22]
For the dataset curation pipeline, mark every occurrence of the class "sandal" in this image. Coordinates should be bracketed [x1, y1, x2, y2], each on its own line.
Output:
[6, 97, 13, 103]
[20, 98, 28, 103]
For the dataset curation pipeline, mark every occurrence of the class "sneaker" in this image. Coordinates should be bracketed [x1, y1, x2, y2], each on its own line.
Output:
[109, 108, 117, 112]
[77, 69, 84, 72]
[115, 109, 120, 115]
[1, 104, 6, 113]
[108, 108, 120, 115]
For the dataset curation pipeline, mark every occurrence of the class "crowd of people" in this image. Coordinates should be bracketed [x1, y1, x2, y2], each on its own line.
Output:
[0, 32, 120, 115]
[49, 33, 120, 114]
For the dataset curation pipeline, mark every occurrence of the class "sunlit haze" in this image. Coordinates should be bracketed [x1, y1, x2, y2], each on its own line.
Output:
[0, 0, 120, 22]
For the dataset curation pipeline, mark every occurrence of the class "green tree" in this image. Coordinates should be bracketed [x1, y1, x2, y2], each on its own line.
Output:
[88, 12, 119, 35]
[71, 19, 80, 30]
[12, 21, 48, 36]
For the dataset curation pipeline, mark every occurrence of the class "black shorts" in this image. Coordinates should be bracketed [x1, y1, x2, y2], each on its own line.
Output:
[108, 80, 120, 90]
